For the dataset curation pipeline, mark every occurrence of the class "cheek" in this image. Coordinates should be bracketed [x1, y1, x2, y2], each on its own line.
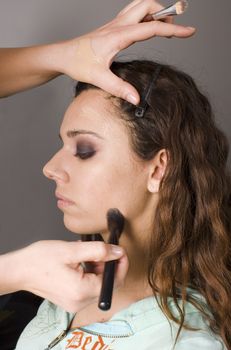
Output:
[78, 160, 147, 219]
[63, 157, 148, 234]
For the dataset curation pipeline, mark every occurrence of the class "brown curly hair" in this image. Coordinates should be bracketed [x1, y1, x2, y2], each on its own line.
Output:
[76, 60, 231, 348]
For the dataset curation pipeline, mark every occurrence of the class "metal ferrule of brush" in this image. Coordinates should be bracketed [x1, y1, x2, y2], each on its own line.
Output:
[152, 4, 177, 20]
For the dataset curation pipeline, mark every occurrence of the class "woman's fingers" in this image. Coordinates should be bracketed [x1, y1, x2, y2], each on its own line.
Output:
[60, 241, 129, 312]
[116, 0, 143, 17]
[81, 253, 129, 300]
[142, 14, 174, 25]
[24, 240, 129, 313]
[80, 21, 195, 104]
[89, 67, 140, 104]
[58, 1, 195, 105]
[64, 241, 125, 265]
[116, 21, 195, 49]
[116, 0, 164, 26]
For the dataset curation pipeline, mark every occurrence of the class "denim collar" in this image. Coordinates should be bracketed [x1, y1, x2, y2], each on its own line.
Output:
[72, 292, 204, 336]
[70, 296, 159, 336]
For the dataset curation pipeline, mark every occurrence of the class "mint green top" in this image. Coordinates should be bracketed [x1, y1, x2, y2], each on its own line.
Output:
[15, 294, 226, 350]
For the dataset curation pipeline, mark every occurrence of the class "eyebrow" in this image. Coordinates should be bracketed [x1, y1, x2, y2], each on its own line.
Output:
[59, 129, 105, 141]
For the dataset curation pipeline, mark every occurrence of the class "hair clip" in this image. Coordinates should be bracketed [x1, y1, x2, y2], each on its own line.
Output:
[135, 65, 162, 118]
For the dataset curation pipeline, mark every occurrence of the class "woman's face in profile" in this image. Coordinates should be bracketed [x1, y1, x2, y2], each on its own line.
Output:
[43, 89, 150, 235]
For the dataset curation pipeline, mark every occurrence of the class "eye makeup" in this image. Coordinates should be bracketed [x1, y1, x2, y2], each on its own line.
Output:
[75, 141, 96, 160]
[59, 131, 101, 160]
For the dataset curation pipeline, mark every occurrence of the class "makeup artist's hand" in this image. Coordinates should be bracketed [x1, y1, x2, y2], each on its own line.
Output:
[0, 240, 128, 313]
[0, 0, 195, 102]
[57, 0, 196, 105]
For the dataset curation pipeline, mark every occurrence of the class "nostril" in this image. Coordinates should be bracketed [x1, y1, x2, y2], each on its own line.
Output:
[43, 165, 52, 179]
[46, 171, 55, 180]
[42, 165, 69, 183]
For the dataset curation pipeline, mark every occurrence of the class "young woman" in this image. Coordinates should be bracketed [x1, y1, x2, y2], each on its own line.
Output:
[15, 60, 231, 350]
[0, 0, 195, 308]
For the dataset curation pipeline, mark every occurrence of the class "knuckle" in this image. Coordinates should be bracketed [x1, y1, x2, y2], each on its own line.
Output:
[152, 20, 166, 34]
[153, 20, 161, 30]
[95, 242, 108, 259]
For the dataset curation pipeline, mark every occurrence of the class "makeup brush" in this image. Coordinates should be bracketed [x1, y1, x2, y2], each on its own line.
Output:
[149, 0, 188, 21]
[81, 233, 104, 242]
[98, 208, 125, 311]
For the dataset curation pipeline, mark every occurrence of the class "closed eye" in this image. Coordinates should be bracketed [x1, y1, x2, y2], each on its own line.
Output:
[75, 142, 96, 160]
[75, 150, 96, 160]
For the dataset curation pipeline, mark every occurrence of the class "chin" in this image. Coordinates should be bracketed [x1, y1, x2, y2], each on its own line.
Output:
[63, 214, 105, 235]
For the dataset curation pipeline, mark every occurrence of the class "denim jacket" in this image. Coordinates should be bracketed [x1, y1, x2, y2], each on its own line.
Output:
[15, 294, 226, 350]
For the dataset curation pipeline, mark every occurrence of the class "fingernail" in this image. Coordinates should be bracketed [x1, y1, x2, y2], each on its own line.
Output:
[126, 93, 138, 105]
[111, 245, 124, 256]
[187, 26, 196, 31]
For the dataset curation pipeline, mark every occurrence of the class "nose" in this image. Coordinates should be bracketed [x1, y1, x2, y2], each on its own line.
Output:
[43, 152, 69, 183]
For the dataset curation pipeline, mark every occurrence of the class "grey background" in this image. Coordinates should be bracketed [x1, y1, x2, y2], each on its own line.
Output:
[0, 0, 230, 253]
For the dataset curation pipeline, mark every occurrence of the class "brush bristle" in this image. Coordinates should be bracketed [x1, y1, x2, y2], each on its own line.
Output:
[107, 208, 125, 238]
[175, 0, 188, 15]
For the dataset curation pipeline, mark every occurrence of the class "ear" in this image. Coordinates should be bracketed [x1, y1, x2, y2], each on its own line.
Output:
[147, 149, 168, 193]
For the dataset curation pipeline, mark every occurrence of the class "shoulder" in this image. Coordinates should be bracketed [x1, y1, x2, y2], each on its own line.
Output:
[130, 293, 226, 350]
[175, 331, 226, 350]
[168, 292, 226, 350]
[19, 299, 73, 338]
[15, 299, 74, 350]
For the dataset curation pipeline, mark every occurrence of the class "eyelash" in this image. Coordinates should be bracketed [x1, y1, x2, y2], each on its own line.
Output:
[76, 151, 96, 160]
[75, 145, 96, 160]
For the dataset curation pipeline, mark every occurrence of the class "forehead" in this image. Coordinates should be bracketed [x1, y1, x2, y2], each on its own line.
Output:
[60, 89, 126, 141]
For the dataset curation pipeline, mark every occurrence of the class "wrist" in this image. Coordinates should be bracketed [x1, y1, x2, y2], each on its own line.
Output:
[52, 37, 83, 78]
[47, 40, 73, 76]
[0, 248, 25, 294]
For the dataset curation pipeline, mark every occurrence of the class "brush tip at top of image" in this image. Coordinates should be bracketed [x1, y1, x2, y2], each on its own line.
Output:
[175, 0, 188, 15]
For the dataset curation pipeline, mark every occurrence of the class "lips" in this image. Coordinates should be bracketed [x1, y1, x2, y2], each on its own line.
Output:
[55, 192, 75, 206]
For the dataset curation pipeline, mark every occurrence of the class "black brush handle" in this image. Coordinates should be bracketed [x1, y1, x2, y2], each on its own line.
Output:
[98, 260, 115, 310]
[98, 229, 119, 310]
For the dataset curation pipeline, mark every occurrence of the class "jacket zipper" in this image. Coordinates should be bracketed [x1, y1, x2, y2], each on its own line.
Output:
[45, 327, 132, 349]
[77, 326, 132, 338]
[44, 330, 67, 349]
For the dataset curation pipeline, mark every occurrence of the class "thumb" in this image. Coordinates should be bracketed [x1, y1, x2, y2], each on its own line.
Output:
[64, 241, 125, 266]
[92, 68, 140, 105]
